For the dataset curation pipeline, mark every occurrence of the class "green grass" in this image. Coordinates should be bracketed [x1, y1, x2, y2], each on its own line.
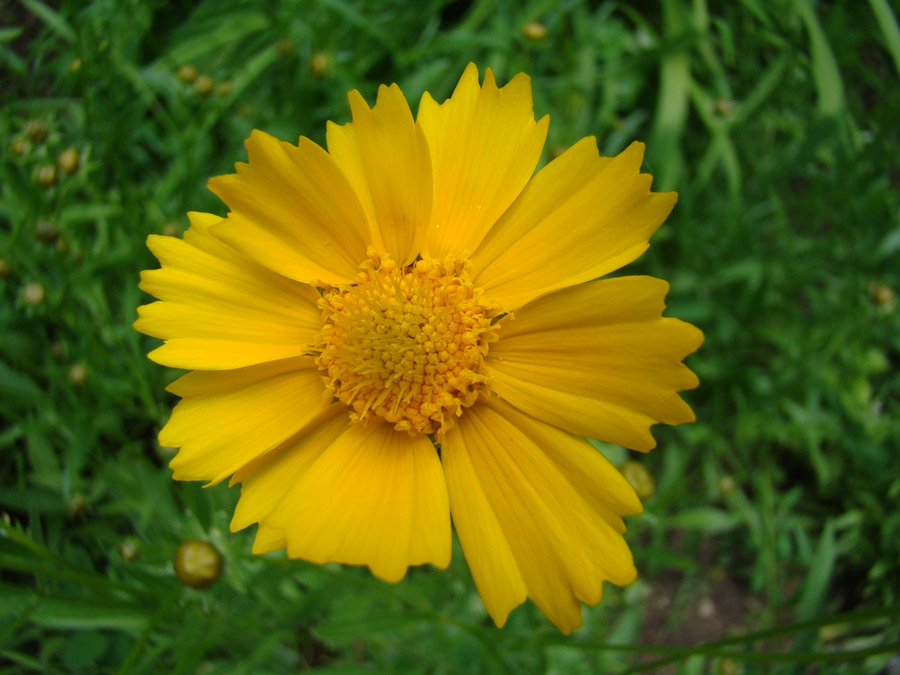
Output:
[2, 0, 900, 672]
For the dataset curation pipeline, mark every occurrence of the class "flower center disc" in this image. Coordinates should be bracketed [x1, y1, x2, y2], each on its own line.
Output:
[315, 253, 499, 438]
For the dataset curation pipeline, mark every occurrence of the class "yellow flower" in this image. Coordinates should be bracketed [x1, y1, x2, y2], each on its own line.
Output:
[135, 64, 702, 633]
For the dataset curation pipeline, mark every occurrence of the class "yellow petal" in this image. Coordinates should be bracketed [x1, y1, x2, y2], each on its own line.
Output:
[266, 421, 450, 582]
[229, 413, 350, 531]
[325, 122, 379, 244]
[207, 130, 372, 285]
[161, 362, 341, 485]
[146, 339, 307, 371]
[472, 139, 677, 310]
[486, 276, 703, 449]
[441, 426, 527, 627]
[442, 398, 640, 633]
[135, 215, 321, 370]
[251, 523, 286, 555]
[165, 356, 313, 396]
[417, 63, 549, 259]
[327, 85, 432, 264]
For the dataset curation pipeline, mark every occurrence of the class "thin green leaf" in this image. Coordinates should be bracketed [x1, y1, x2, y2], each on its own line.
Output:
[667, 507, 742, 533]
[18, 0, 74, 42]
[869, 0, 900, 78]
[794, 0, 845, 116]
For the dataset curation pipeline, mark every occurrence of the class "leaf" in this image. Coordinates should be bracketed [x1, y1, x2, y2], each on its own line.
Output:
[32, 597, 149, 632]
[19, 0, 75, 42]
[315, 610, 422, 645]
[869, 0, 900, 78]
[794, 0, 845, 116]
[796, 520, 837, 621]
[667, 507, 742, 533]
[0, 360, 45, 409]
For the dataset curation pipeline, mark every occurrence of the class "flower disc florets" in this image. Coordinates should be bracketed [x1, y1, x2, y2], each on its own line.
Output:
[315, 251, 500, 438]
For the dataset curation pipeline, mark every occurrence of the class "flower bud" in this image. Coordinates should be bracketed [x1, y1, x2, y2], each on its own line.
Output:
[719, 475, 736, 496]
[68, 363, 89, 386]
[215, 80, 232, 97]
[36, 164, 58, 187]
[277, 38, 293, 56]
[24, 120, 48, 143]
[22, 282, 45, 306]
[621, 460, 656, 500]
[57, 148, 80, 174]
[174, 539, 223, 589]
[193, 74, 214, 97]
[8, 138, 26, 156]
[870, 283, 895, 308]
[51, 341, 66, 360]
[716, 657, 740, 675]
[522, 21, 548, 41]
[176, 64, 198, 83]
[68, 493, 87, 518]
[309, 52, 330, 78]
[35, 220, 59, 243]
[118, 536, 142, 561]
[161, 222, 181, 237]
[714, 98, 734, 116]
[68, 58, 82, 73]
[0, 258, 10, 279]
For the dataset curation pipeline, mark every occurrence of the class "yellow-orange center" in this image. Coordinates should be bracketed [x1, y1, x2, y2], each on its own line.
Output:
[314, 253, 499, 438]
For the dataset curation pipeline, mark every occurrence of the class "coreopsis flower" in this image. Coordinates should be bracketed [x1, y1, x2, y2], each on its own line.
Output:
[135, 64, 702, 633]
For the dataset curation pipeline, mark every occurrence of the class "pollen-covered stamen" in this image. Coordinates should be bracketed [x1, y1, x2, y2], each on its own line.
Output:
[314, 252, 499, 438]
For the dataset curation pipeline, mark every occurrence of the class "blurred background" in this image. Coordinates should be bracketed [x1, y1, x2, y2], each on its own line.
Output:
[2, 0, 899, 672]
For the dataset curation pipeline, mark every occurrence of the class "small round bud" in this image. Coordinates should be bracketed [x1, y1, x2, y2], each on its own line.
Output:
[35, 220, 59, 243]
[68, 493, 87, 518]
[621, 460, 656, 500]
[0, 258, 10, 279]
[193, 74, 214, 97]
[522, 21, 548, 41]
[55, 238, 68, 256]
[714, 98, 734, 116]
[68, 58, 82, 73]
[870, 283, 895, 307]
[68, 363, 89, 386]
[36, 164, 58, 187]
[716, 657, 740, 675]
[118, 536, 142, 561]
[277, 38, 293, 56]
[215, 80, 232, 97]
[51, 341, 66, 360]
[57, 148, 79, 174]
[176, 64, 198, 83]
[818, 624, 842, 642]
[22, 282, 45, 306]
[8, 138, 26, 156]
[309, 52, 330, 78]
[174, 539, 223, 589]
[24, 120, 48, 143]
[719, 475, 736, 496]
[160, 222, 180, 237]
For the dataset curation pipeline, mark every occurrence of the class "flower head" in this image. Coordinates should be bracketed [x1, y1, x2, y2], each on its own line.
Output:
[135, 64, 702, 633]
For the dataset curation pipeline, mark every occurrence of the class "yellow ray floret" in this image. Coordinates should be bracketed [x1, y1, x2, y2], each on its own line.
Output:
[135, 63, 703, 634]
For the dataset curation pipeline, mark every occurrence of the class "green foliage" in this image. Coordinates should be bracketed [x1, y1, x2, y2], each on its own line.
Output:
[2, 0, 899, 672]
